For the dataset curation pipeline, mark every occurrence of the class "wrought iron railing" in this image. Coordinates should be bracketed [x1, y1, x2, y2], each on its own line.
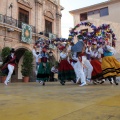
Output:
[0, 14, 58, 38]
[0, 14, 4, 23]
[4, 16, 17, 27]
[0, 14, 36, 33]
[41, 31, 57, 38]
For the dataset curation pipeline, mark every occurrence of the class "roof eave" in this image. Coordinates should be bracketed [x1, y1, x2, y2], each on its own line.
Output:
[69, 0, 119, 14]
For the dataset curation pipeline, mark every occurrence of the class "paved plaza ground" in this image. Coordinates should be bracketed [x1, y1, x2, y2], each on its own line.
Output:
[0, 81, 120, 120]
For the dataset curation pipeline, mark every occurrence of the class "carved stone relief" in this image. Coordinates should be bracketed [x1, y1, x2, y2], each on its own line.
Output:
[35, 0, 43, 5]
[44, 11, 54, 19]
[17, 0, 32, 8]
[45, 0, 56, 11]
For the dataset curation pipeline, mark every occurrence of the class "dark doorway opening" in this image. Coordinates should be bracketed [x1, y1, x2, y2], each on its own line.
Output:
[11, 48, 27, 82]
[45, 20, 52, 37]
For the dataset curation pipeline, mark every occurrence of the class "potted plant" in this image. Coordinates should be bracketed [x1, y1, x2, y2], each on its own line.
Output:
[0, 47, 11, 83]
[0, 70, 7, 83]
[0, 50, 3, 67]
[21, 50, 33, 82]
[1, 47, 11, 63]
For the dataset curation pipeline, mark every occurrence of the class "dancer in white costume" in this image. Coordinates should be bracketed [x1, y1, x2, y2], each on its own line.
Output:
[82, 55, 93, 82]
[72, 53, 87, 86]
[32, 49, 41, 74]
[32, 44, 42, 83]
[3, 48, 18, 85]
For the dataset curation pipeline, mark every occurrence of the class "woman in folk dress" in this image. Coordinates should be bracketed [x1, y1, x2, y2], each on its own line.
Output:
[101, 44, 119, 85]
[58, 46, 76, 85]
[37, 47, 50, 86]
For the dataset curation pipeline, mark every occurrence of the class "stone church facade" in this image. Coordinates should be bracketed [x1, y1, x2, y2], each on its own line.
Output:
[0, 0, 63, 81]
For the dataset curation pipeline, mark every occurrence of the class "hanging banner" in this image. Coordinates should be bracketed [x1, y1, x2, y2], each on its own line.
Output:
[21, 23, 32, 44]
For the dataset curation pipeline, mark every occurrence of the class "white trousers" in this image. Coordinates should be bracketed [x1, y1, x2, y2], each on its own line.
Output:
[84, 60, 93, 79]
[74, 61, 86, 84]
[5, 64, 14, 83]
[71, 62, 77, 80]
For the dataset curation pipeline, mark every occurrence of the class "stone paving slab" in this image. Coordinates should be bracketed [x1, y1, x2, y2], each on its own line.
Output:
[0, 82, 120, 120]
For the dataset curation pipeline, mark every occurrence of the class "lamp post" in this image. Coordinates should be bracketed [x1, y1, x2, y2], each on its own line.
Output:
[9, 3, 13, 20]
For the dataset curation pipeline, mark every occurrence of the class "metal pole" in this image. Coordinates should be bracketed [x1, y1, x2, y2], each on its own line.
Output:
[4, 0, 9, 47]
[9, 3, 13, 23]
[57, 48, 58, 61]
[11, 6, 12, 19]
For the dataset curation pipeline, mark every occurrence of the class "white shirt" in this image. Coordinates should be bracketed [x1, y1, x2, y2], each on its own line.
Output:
[86, 47, 91, 54]
[11, 53, 14, 58]
[67, 45, 72, 51]
[90, 50, 98, 58]
[60, 52, 67, 59]
[111, 47, 116, 55]
[32, 49, 41, 62]
[82, 56, 87, 64]
[98, 47, 103, 58]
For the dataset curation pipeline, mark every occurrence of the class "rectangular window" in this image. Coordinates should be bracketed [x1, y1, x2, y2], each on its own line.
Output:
[100, 7, 109, 17]
[19, 8, 29, 24]
[94, 9, 99, 14]
[80, 13, 87, 21]
[87, 9, 99, 16]
[45, 20, 52, 33]
[87, 11, 94, 16]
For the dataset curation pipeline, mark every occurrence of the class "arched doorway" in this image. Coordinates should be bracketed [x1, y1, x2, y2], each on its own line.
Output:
[11, 48, 27, 82]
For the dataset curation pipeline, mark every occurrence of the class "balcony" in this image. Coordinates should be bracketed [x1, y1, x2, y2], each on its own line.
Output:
[40, 31, 57, 39]
[0, 14, 36, 33]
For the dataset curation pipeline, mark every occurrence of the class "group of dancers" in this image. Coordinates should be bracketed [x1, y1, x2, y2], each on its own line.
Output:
[1, 37, 120, 86]
[32, 38, 120, 86]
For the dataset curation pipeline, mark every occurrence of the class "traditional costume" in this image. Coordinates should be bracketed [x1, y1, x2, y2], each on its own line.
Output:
[58, 47, 76, 85]
[86, 46, 91, 60]
[69, 52, 78, 83]
[32, 49, 41, 74]
[82, 55, 93, 82]
[90, 48, 103, 82]
[2, 48, 18, 85]
[101, 45, 119, 85]
[37, 47, 50, 85]
[72, 55, 87, 86]
[98, 44, 104, 62]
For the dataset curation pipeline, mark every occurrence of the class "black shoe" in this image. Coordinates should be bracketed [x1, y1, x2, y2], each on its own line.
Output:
[100, 81, 104, 84]
[93, 81, 97, 85]
[43, 82, 45, 86]
[60, 81, 65, 85]
[72, 79, 76, 83]
[110, 80, 113, 84]
[115, 82, 119, 85]
[63, 81, 65, 84]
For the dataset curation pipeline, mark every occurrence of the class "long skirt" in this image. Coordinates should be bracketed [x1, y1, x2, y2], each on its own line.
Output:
[58, 60, 76, 82]
[37, 62, 50, 82]
[101, 56, 120, 78]
[90, 59, 103, 80]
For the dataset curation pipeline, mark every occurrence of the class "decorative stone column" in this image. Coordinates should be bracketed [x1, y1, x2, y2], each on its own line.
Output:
[56, 12, 61, 37]
[35, 0, 43, 34]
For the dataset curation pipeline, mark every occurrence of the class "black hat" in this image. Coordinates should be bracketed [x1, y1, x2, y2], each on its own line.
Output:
[10, 48, 15, 53]
[77, 35, 83, 40]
